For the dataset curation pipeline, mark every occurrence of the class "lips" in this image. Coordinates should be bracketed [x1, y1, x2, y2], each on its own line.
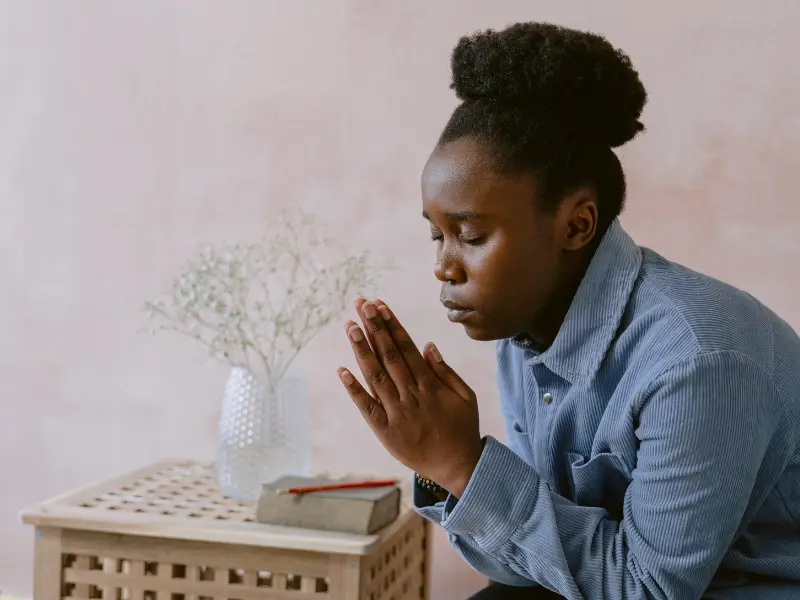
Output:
[440, 299, 470, 311]
[441, 299, 475, 323]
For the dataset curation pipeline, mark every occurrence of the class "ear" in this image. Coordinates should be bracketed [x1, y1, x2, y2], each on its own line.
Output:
[557, 186, 598, 251]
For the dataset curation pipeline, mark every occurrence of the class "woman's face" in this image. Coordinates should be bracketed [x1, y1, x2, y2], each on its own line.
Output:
[421, 136, 566, 342]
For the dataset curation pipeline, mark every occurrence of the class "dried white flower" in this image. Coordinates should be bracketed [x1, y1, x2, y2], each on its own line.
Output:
[144, 209, 382, 386]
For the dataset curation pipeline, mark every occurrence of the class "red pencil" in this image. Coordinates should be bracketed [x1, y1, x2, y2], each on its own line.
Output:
[276, 479, 397, 495]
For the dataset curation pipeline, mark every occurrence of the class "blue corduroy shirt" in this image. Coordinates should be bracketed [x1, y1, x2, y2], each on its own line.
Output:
[414, 220, 800, 599]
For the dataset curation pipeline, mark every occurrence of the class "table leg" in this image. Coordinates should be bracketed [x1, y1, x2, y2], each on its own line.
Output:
[328, 554, 361, 600]
[33, 527, 62, 600]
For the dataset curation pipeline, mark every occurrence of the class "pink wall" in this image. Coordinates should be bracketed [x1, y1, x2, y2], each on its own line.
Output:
[1, 1, 798, 597]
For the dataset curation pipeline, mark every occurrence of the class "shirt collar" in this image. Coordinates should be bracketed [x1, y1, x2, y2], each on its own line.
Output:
[512, 219, 642, 383]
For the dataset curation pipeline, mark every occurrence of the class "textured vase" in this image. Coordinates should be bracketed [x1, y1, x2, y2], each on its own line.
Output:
[216, 367, 311, 501]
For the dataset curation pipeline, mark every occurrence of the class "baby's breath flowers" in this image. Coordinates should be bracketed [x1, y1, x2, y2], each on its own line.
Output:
[145, 211, 380, 386]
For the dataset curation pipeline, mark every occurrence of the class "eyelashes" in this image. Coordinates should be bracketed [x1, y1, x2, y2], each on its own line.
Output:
[461, 236, 486, 245]
[430, 232, 485, 246]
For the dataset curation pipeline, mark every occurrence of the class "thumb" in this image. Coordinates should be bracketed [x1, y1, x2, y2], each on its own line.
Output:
[423, 342, 475, 402]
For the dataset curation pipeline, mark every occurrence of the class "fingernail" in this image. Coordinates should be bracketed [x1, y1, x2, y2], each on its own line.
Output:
[378, 305, 391, 321]
[348, 324, 364, 341]
[363, 302, 378, 319]
[429, 343, 443, 363]
[340, 369, 355, 385]
[352, 294, 366, 305]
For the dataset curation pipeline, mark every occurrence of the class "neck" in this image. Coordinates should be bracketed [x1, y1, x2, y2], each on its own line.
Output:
[525, 245, 598, 349]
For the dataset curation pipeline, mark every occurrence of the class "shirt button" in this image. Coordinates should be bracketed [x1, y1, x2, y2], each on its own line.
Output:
[543, 393, 553, 405]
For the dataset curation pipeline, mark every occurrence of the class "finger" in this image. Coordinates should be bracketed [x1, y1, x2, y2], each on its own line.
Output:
[359, 301, 416, 393]
[354, 296, 380, 395]
[423, 342, 475, 402]
[338, 367, 387, 428]
[371, 300, 430, 382]
[345, 320, 401, 412]
[353, 295, 370, 338]
[354, 295, 376, 346]
[355, 297, 394, 356]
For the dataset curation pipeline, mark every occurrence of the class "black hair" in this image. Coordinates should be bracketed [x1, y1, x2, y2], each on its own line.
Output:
[439, 23, 647, 234]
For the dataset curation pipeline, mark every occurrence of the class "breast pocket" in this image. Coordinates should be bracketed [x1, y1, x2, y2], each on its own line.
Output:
[567, 451, 632, 520]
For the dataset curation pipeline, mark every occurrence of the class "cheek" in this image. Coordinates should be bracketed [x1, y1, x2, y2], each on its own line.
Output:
[483, 236, 551, 298]
[462, 240, 512, 288]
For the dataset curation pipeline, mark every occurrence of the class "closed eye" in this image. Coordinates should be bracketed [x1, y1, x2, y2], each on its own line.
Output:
[461, 235, 485, 245]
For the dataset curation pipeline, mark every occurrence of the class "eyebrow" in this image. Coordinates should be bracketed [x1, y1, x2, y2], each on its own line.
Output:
[421, 210, 487, 221]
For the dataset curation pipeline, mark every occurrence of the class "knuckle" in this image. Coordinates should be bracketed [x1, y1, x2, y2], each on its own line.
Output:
[404, 384, 421, 406]
[368, 369, 389, 387]
[417, 373, 438, 392]
[355, 344, 373, 358]
[382, 347, 401, 365]
[366, 402, 386, 426]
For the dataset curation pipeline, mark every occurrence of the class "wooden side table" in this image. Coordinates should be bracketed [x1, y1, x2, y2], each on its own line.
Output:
[21, 460, 430, 600]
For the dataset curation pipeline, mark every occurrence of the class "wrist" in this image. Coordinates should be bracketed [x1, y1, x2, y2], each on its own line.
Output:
[436, 438, 485, 498]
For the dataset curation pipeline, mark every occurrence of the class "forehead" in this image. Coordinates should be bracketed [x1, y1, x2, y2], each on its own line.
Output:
[421, 137, 534, 218]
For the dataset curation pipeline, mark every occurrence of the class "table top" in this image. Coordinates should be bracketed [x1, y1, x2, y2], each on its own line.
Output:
[20, 460, 417, 556]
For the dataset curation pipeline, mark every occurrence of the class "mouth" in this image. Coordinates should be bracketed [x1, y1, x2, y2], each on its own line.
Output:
[441, 299, 476, 323]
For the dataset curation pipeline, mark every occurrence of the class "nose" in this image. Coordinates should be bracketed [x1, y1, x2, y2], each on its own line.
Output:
[434, 246, 466, 285]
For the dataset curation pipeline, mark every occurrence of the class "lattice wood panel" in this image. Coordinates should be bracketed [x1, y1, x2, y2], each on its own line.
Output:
[60, 553, 329, 599]
[70, 462, 258, 524]
[360, 512, 427, 600]
[66, 462, 412, 524]
[53, 526, 427, 600]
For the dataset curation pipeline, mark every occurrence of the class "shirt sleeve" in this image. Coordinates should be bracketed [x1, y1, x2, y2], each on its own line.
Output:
[421, 351, 792, 599]
[412, 481, 537, 587]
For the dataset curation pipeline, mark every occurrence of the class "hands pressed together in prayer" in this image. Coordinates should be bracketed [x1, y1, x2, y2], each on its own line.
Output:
[337, 298, 484, 498]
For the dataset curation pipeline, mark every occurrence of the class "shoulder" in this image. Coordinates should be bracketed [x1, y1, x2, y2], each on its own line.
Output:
[629, 248, 798, 366]
[625, 248, 800, 418]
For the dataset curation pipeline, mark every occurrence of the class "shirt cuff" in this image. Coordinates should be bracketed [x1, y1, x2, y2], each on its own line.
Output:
[441, 436, 539, 553]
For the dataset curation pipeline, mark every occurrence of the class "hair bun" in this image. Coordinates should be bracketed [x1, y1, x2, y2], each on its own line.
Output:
[450, 23, 647, 148]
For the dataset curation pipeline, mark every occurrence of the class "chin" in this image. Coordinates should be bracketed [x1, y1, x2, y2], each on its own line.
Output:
[444, 309, 507, 341]
[463, 328, 496, 341]
[458, 321, 503, 342]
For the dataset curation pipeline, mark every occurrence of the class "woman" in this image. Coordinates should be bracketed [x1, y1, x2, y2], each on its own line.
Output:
[337, 22, 800, 599]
